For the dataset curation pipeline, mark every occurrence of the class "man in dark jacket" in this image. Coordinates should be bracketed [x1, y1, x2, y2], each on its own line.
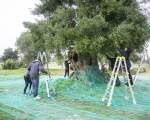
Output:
[118, 47, 133, 86]
[23, 72, 32, 94]
[64, 59, 70, 77]
[28, 59, 47, 99]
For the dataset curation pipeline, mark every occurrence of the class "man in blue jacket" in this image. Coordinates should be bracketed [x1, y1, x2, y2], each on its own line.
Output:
[28, 58, 48, 99]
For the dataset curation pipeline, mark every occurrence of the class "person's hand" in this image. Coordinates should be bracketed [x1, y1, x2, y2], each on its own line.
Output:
[47, 72, 51, 77]
[46, 71, 49, 75]
[48, 73, 52, 78]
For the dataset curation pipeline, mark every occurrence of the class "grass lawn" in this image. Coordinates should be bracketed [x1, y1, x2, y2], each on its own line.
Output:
[0, 68, 64, 76]
[0, 68, 26, 75]
[0, 110, 14, 120]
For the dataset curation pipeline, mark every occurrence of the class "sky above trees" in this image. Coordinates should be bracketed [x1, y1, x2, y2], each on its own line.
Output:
[0, 0, 40, 56]
[0, 0, 150, 57]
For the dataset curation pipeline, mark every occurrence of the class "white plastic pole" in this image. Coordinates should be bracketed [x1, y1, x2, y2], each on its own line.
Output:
[45, 80, 50, 98]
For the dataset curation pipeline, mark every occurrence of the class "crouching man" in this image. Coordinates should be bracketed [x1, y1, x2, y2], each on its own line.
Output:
[23, 72, 32, 95]
[28, 58, 48, 100]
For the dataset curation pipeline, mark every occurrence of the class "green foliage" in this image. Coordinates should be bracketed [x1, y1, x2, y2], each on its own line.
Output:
[0, 64, 2, 70]
[2, 48, 18, 62]
[130, 52, 140, 63]
[17, 0, 150, 62]
[1, 57, 25, 70]
[131, 66, 146, 74]
[1, 48, 22, 70]
[16, 32, 36, 64]
[0, 57, 2, 63]
[2, 59, 19, 70]
[56, 51, 64, 65]
[18, 61, 26, 68]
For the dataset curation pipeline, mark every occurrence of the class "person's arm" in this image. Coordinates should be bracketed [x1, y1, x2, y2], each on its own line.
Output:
[39, 62, 48, 74]
[27, 63, 31, 71]
[67, 60, 71, 64]
[127, 48, 133, 55]
[117, 48, 126, 57]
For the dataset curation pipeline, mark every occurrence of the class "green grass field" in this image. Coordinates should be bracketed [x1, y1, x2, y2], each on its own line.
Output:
[0, 68, 64, 76]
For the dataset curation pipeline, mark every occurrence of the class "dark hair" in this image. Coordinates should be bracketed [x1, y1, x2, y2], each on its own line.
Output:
[33, 55, 37, 60]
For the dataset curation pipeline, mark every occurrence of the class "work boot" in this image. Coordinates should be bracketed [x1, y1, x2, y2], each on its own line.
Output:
[34, 95, 41, 100]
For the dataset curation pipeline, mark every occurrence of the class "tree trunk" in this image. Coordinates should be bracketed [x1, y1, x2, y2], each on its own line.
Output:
[70, 52, 106, 85]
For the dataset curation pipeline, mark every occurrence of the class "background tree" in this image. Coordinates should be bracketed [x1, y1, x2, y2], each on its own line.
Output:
[1, 48, 21, 70]
[16, 31, 36, 64]
[2, 48, 18, 62]
[17, 0, 150, 83]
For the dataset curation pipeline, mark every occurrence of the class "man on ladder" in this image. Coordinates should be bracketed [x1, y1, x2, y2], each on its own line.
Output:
[118, 47, 133, 86]
[102, 47, 136, 106]
[102, 56, 136, 106]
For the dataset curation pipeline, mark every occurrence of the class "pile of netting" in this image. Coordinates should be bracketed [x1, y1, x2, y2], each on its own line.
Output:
[40, 75, 150, 108]
[39, 75, 150, 119]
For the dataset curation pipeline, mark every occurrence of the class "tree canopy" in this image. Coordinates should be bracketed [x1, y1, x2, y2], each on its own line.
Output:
[2, 48, 18, 62]
[17, 0, 150, 60]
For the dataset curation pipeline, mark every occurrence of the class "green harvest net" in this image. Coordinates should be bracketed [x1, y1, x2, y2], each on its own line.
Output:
[0, 74, 150, 120]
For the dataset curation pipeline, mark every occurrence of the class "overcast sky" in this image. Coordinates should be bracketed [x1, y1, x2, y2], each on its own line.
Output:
[0, 0, 149, 57]
[0, 0, 40, 56]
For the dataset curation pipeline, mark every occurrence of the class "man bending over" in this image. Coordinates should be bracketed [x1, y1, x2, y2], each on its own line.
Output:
[28, 57, 48, 99]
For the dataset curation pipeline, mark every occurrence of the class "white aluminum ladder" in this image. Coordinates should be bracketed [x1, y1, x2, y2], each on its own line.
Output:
[102, 57, 136, 106]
